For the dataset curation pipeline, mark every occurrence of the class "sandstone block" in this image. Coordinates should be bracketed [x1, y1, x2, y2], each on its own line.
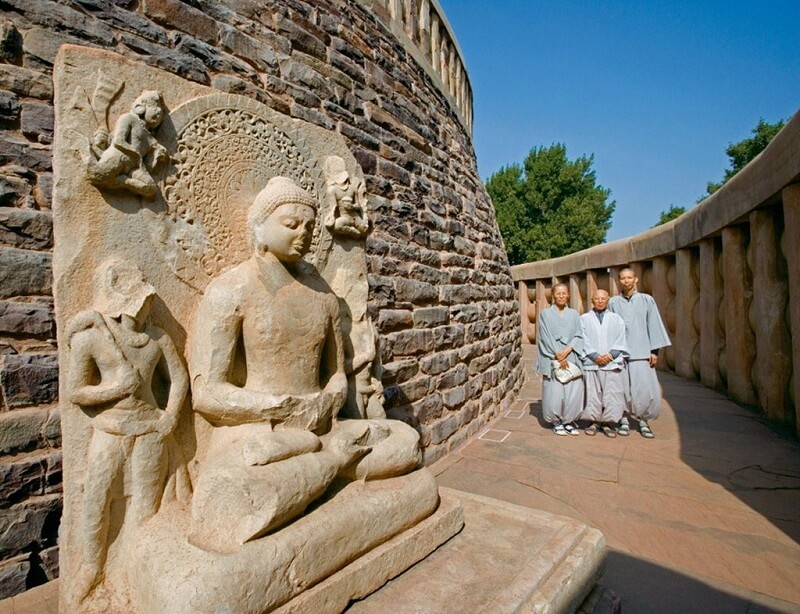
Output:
[0, 449, 62, 507]
[394, 277, 436, 305]
[0, 65, 53, 99]
[39, 545, 58, 581]
[442, 385, 467, 410]
[420, 351, 457, 376]
[0, 493, 61, 559]
[23, 28, 81, 66]
[388, 329, 433, 356]
[381, 358, 419, 383]
[0, 406, 50, 454]
[434, 324, 466, 350]
[0, 248, 52, 298]
[377, 309, 412, 332]
[0, 208, 53, 250]
[438, 363, 468, 390]
[0, 300, 55, 337]
[413, 306, 449, 329]
[0, 353, 58, 408]
[0, 135, 52, 172]
[143, 0, 218, 44]
[0, 553, 29, 599]
[220, 26, 278, 72]
[0, 90, 20, 123]
[20, 102, 54, 143]
[451, 304, 484, 323]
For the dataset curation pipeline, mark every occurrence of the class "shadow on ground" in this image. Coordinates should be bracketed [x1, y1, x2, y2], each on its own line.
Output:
[603, 550, 790, 613]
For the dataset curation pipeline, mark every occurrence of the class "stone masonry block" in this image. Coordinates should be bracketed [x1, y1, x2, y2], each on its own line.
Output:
[0, 406, 50, 454]
[0, 493, 61, 559]
[412, 307, 449, 329]
[0, 449, 62, 507]
[0, 208, 53, 250]
[143, 0, 219, 44]
[20, 102, 54, 143]
[0, 248, 52, 298]
[0, 353, 58, 408]
[0, 553, 29, 599]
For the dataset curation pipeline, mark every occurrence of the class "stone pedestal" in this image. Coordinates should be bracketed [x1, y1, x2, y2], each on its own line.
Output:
[350, 488, 606, 613]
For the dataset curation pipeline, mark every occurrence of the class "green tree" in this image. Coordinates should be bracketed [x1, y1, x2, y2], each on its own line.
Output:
[653, 204, 685, 227]
[486, 144, 615, 265]
[704, 118, 785, 197]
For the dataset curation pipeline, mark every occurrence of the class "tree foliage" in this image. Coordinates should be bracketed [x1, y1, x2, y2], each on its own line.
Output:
[704, 118, 785, 197]
[486, 144, 615, 265]
[653, 205, 685, 227]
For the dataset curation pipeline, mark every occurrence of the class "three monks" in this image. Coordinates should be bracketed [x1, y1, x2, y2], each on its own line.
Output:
[535, 268, 670, 439]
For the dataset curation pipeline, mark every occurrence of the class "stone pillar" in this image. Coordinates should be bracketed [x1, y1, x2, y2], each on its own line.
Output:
[651, 257, 673, 371]
[388, 0, 402, 21]
[569, 274, 583, 313]
[535, 279, 549, 315]
[630, 262, 645, 290]
[781, 185, 800, 435]
[608, 266, 620, 296]
[439, 39, 449, 90]
[750, 209, 791, 424]
[586, 270, 598, 312]
[699, 239, 723, 390]
[519, 280, 529, 344]
[448, 47, 457, 98]
[430, 14, 440, 75]
[722, 226, 757, 406]
[418, 0, 431, 59]
[675, 249, 700, 379]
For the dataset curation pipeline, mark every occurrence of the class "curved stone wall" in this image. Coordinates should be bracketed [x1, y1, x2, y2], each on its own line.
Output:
[512, 108, 800, 435]
[0, 0, 523, 596]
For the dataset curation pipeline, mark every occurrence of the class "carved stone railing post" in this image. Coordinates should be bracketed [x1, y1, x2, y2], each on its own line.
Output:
[608, 266, 620, 296]
[430, 13, 440, 76]
[418, 0, 431, 61]
[750, 208, 792, 425]
[535, 279, 549, 316]
[585, 270, 598, 311]
[651, 257, 673, 371]
[699, 239, 724, 390]
[569, 274, 583, 314]
[781, 184, 800, 434]
[518, 280, 529, 344]
[722, 226, 757, 406]
[675, 249, 700, 379]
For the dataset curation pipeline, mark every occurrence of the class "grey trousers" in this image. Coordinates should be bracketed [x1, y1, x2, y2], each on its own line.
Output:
[625, 360, 662, 421]
[582, 369, 626, 424]
[542, 375, 584, 424]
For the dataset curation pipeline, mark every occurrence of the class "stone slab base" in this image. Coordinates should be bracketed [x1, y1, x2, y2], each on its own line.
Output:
[276, 493, 465, 613]
[349, 487, 606, 613]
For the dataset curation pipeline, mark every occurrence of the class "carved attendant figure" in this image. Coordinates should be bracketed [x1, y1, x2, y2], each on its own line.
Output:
[81, 90, 168, 199]
[323, 155, 369, 238]
[189, 177, 420, 553]
[66, 259, 188, 601]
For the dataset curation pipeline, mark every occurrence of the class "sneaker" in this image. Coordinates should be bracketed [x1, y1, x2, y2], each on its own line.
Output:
[553, 423, 568, 436]
[564, 423, 582, 436]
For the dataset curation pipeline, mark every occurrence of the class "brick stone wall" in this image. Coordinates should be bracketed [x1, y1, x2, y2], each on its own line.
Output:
[0, 0, 523, 596]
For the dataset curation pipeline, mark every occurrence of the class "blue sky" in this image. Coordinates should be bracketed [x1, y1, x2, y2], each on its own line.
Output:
[437, 0, 800, 240]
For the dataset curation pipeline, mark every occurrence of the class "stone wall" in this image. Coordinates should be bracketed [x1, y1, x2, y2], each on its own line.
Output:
[0, 0, 524, 596]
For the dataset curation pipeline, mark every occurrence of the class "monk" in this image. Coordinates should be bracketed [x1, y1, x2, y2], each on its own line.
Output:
[608, 267, 671, 438]
[536, 283, 583, 435]
[580, 290, 627, 438]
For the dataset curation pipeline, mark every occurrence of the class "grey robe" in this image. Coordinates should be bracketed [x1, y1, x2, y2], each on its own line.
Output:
[536, 305, 584, 424]
[608, 292, 671, 421]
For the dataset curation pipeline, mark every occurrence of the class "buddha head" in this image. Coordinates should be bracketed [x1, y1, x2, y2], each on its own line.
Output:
[248, 177, 318, 264]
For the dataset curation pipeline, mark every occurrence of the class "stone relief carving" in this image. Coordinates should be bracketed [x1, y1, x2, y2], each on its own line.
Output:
[163, 95, 317, 290]
[65, 258, 189, 603]
[323, 155, 370, 239]
[75, 80, 169, 199]
[188, 177, 421, 554]
[55, 47, 459, 613]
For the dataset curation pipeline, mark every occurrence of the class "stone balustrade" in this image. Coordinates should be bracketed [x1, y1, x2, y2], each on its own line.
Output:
[359, 0, 473, 133]
[511, 108, 800, 435]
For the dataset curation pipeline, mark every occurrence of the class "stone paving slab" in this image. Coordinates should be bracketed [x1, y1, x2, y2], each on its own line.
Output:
[432, 347, 800, 612]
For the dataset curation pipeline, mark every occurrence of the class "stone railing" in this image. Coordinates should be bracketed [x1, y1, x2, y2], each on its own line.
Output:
[511, 109, 800, 435]
[360, 0, 473, 133]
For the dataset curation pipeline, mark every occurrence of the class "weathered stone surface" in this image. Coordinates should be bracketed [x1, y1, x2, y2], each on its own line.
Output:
[0, 65, 52, 100]
[20, 102, 54, 143]
[0, 449, 62, 507]
[0, 208, 52, 250]
[0, 248, 52, 298]
[0, 553, 29, 599]
[412, 306, 449, 328]
[23, 28, 82, 66]
[39, 545, 58, 581]
[143, 0, 218, 44]
[0, 494, 61, 559]
[0, 406, 51, 454]
[0, 88, 19, 124]
[0, 353, 58, 408]
[0, 299, 55, 337]
[0, 21, 23, 65]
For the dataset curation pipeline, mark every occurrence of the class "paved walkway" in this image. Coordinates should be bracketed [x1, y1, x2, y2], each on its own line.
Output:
[432, 346, 800, 613]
